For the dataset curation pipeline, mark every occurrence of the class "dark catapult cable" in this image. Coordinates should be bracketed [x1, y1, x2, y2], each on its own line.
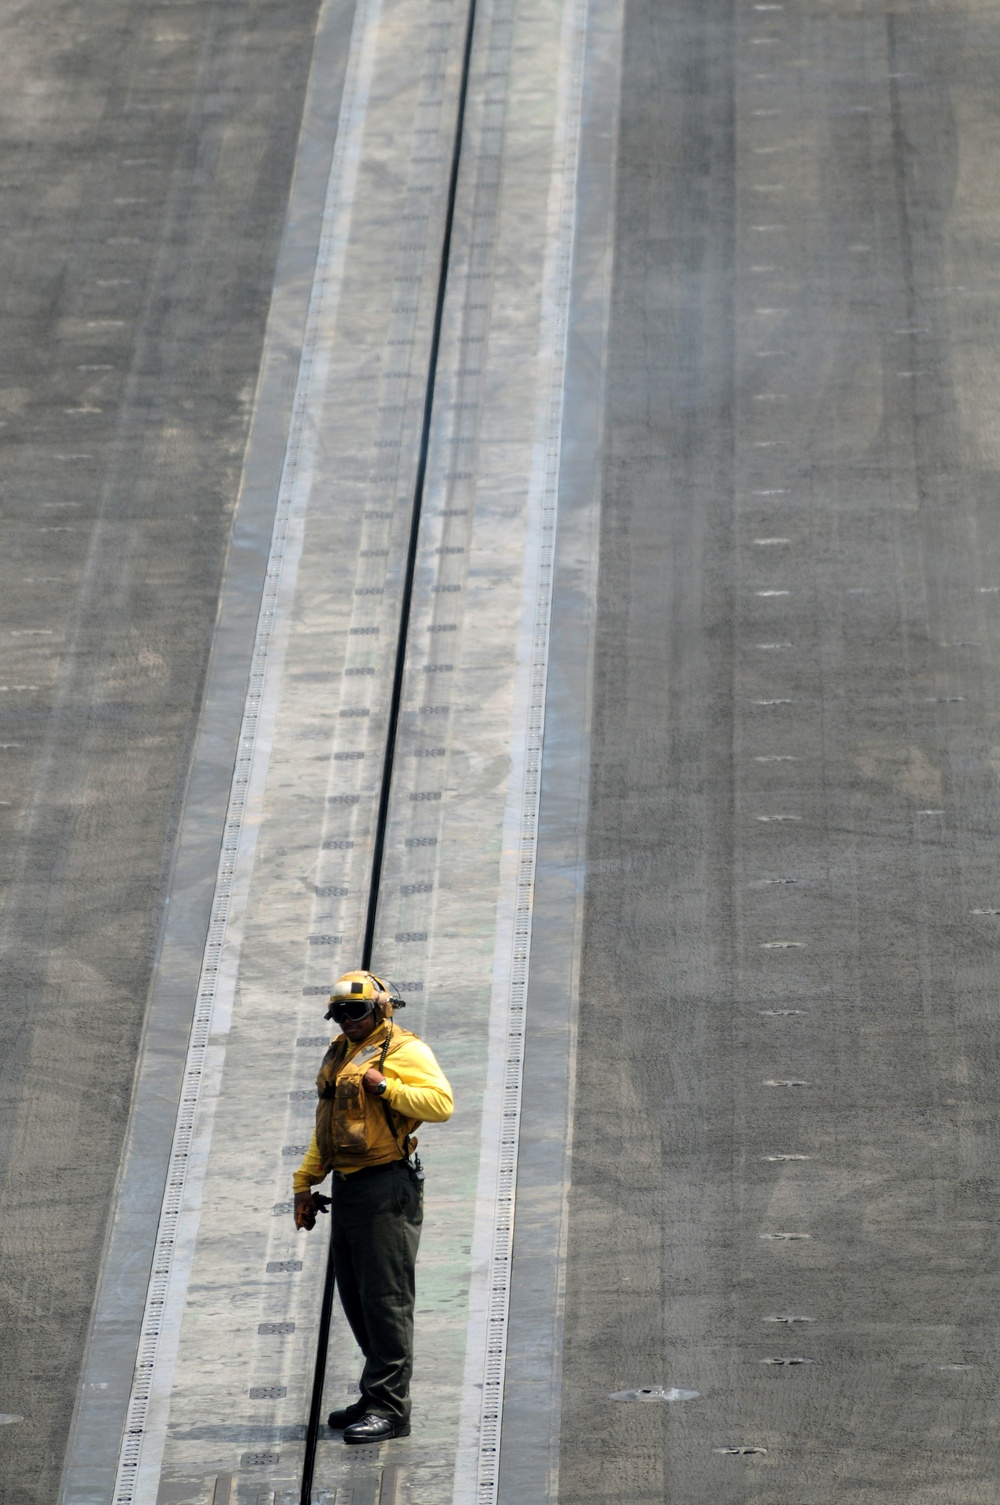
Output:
[299, 0, 480, 1493]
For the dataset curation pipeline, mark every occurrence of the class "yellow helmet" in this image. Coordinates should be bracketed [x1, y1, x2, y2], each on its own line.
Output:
[324, 970, 405, 1022]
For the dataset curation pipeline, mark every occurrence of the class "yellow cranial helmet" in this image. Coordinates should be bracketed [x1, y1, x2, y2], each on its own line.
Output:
[325, 970, 403, 1021]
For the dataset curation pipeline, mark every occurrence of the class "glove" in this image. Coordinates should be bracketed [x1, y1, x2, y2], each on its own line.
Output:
[294, 1190, 332, 1231]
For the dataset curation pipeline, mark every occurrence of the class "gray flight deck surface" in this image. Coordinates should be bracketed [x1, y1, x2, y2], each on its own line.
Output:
[563, 0, 1000, 1500]
[0, 0, 999, 1504]
[0, 2, 325, 1502]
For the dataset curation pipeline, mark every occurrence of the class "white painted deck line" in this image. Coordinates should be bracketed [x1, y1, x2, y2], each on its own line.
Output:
[451, 0, 589, 1498]
[110, 1, 384, 1497]
[494, 0, 624, 1493]
[55, 5, 360, 1500]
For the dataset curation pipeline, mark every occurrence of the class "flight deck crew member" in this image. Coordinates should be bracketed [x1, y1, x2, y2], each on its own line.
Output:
[292, 970, 453, 1444]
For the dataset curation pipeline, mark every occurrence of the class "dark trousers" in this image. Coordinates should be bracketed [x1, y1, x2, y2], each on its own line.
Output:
[330, 1160, 423, 1422]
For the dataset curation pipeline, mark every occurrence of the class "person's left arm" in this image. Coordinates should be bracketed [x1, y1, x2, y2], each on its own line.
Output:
[362, 1037, 453, 1120]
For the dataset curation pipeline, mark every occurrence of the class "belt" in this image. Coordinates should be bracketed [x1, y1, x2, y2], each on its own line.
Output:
[333, 1159, 402, 1183]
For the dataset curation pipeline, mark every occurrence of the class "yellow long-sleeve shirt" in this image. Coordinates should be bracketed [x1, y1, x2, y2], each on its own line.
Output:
[293, 1024, 453, 1191]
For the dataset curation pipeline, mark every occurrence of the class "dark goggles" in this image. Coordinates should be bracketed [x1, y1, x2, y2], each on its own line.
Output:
[329, 995, 376, 1023]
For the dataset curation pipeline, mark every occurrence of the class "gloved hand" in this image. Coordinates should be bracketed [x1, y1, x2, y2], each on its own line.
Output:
[294, 1190, 332, 1231]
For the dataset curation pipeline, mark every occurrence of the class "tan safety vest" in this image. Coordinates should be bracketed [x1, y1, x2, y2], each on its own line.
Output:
[314, 1022, 421, 1172]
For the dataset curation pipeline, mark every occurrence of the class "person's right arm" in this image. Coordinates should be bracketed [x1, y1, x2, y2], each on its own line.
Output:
[293, 1131, 326, 1194]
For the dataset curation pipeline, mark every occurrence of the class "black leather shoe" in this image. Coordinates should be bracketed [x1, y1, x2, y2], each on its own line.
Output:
[343, 1412, 411, 1444]
[327, 1398, 368, 1430]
